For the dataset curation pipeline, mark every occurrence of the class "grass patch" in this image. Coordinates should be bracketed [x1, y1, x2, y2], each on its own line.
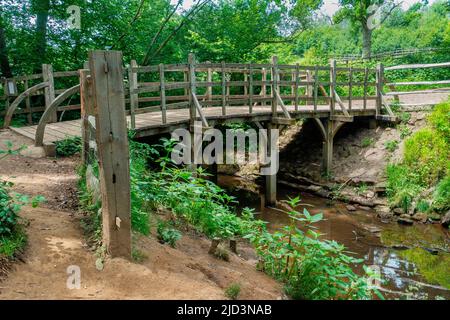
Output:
[0, 225, 27, 258]
[384, 140, 399, 152]
[225, 283, 241, 300]
[361, 137, 374, 148]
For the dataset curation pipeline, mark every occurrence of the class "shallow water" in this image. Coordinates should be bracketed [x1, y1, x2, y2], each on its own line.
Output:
[217, 175, 450, 300]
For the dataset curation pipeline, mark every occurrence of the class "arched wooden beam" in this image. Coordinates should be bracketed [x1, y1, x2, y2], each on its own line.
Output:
[313, 118, 326, 140]
[35, 84, 80, 147]
[3, 82, 49, 128]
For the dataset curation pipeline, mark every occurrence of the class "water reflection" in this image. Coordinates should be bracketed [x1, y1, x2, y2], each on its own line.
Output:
[217, 175, 450, 299]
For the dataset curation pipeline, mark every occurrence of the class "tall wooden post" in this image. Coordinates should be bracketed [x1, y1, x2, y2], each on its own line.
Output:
[42, 64, 56, 123]
[271, 56, 279, 116]
[128, 60, 138, 129]
[89, 50, 131, 259]
[376, 63, 384, 117]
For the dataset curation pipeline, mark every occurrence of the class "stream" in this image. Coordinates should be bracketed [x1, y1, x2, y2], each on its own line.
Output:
[217, 175, 450, 300]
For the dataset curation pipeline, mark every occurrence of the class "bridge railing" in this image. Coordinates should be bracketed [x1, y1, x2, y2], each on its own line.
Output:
[382, 61, 450, 110]
[0, 66, 82, 127]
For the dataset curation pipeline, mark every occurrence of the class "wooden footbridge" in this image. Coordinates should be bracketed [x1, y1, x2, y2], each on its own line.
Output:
[1, 50, 448, 258]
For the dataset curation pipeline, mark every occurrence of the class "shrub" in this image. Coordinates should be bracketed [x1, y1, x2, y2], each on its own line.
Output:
[55, 136, 81, 157]
[428, 100, 450, 143]
[384, 140, 399, 152]
[432, 175, 450, 212]
[403, 128, 448, 185]
[386, 164, 423, 212]
[244, 197, 380, 300]
[361, 137, 374, 148]
[225, 283, 241, 300]
[157, 221, 181, 248]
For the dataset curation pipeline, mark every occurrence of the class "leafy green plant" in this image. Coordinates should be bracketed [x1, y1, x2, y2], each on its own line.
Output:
[225, 283, 241, 300]
[244, 197, 381, 300]
[432, 175, 450, 212]
[415, 199, 430, 213]
[384, 140, 399, 152]
[55, 136, 81, 157]
[361, 137, 374, 148]
[428, 100, 450, 143]
[355, 183, 368, 195]
[157, 221, 181, 248]
[398, 124, 412, 139]
[398, 112, 411, 124]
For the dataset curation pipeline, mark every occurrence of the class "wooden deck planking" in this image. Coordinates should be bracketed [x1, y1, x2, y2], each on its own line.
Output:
[9, 101, 379, 144]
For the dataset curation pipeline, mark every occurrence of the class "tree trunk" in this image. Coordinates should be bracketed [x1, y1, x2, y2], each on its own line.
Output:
[32, 0, 50, 71]
[0, 25, 12, 78]
[362, 24, 372, 59]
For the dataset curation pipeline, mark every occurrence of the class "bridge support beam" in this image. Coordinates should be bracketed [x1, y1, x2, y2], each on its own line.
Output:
[265, 123, 277, 206]
[314, 118, 345, 178]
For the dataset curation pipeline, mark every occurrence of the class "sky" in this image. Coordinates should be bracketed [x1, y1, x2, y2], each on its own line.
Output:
[174, 0, 439, 16]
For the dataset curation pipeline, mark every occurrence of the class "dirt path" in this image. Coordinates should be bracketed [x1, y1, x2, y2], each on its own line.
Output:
[0, 129, 281, 300]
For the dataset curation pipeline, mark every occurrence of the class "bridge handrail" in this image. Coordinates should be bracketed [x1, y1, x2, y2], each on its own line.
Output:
[35, 84, 80, 146]
[3, 82, 49, 128]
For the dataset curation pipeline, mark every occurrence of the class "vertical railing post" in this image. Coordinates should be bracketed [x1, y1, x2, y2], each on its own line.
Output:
[249, 63, 253, 113]
[23, 79, 32, 124]
[221, 61, 226, 116]
[262, 68, 267, 106]
[188, 53, 196, 124]
[271, 56, 279, 116]
[348, 67, 353, 111]
[329, 59, 336, 116]
[128, 60, 138, 129]
[206, 61, 212, 107]
[89, 50, 131, 259]
[376, 63, 384, 117]
[314, 66, 319, 112]
[42, 64, 56, 123]
[295, 63, 299, 111]
[159, 63, 167, 124]
[363, 67, 368, 110]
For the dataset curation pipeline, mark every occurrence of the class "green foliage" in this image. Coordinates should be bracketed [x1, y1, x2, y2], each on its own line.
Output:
[398, 124, 412, 139]
[415, 199, 430, 213]
[354, 183, 368, 195]
[361, 137, 374, 148]
[384, 140, 399, 152]
[386, 164, 423, 212]
[386, 101, 450, 215]
[428, 100, 450, 143]
[225, 283, 241, 300]
[157, 221, 181, 248]
[403, 128, 448, 185]
[398, 112, 412, 124]
[432, 175, 450, 212]
[0, 224, 27, 258]
[244, 197, 380, 300]
[55, 136, 81, 157]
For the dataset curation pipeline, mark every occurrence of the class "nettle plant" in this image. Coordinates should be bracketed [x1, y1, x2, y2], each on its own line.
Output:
[244, 197, 383, 300]
[0, 141, 45, 236]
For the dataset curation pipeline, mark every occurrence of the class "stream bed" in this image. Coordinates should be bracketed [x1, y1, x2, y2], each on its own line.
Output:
[217, 175, 450, 300]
